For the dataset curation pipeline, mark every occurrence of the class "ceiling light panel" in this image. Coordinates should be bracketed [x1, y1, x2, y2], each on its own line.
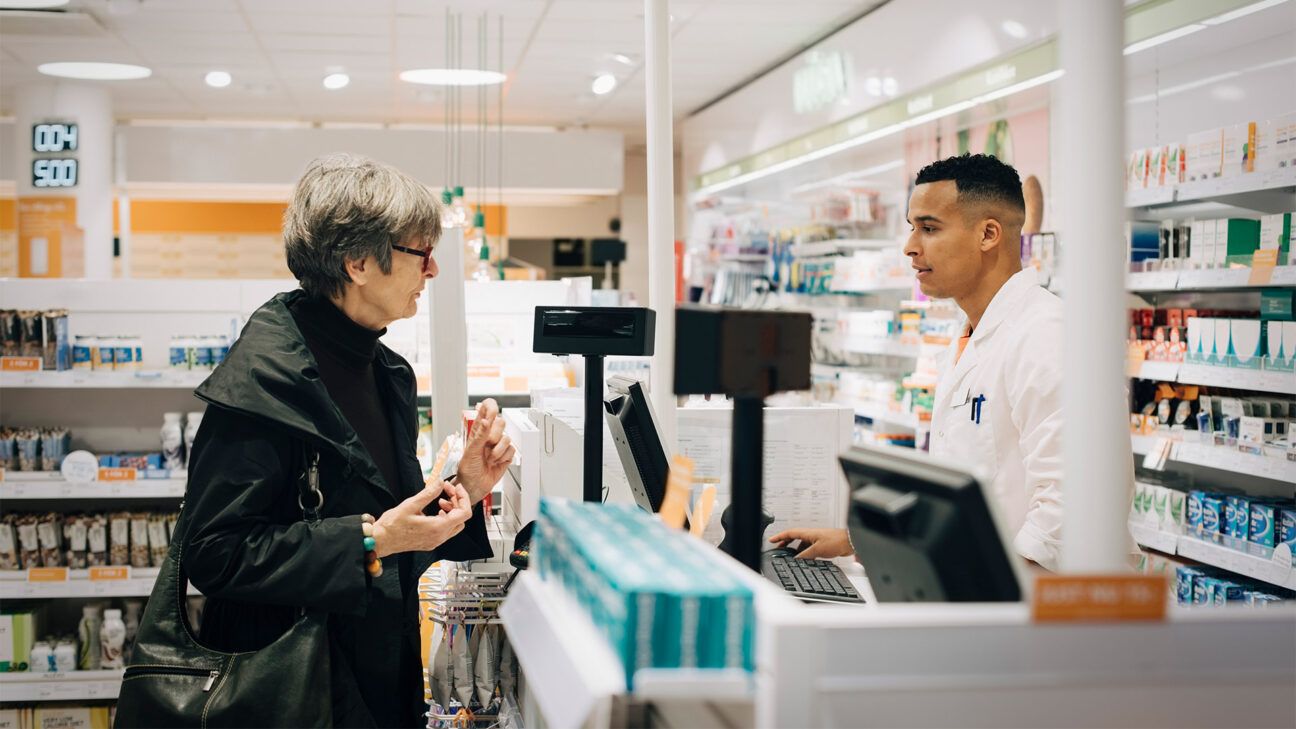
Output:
[38, 61, 152, 80]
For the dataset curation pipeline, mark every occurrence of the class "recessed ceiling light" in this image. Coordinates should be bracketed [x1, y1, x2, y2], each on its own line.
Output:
[591, 73, 617, 95]
[1001, 20, 1028, 39]
[612, 53, 635, 66]
[399, 68, 506, 86]
[323, 72, 350, 90]
[204, 70, 232, 88]
[38, 62, 151, 80]
[0, 0, 70, 8]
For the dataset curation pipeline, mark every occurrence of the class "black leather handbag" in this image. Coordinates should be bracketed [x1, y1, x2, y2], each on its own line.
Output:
[114, 447, 333, 728]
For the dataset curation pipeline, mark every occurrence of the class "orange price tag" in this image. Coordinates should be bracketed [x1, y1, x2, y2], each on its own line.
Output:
[1032, 574, 1168, 623]
[1, 357, 42, 372]
[89, 566, 130, 581]
[98, 467, 137, 482]
[28, 567, 69, 583]
[1249, 249, 1279, 286]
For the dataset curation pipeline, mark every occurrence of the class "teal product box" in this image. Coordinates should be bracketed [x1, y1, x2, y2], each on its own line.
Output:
[1249, 501, 1279, 548]
[1201, 496, 1226, 543]
[1187, 491, 1205, 537]
[1225, 496, 1251, 542]
[1279, 508, 1296, 559]
[1175, 566, 1204, 605]
[1193, 576, 1219, 606]
[1213, 580, 1247, 605]
[1249, 594, 1284, 606]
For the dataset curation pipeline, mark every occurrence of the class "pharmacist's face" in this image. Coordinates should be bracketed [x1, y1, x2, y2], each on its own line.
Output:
[904, 180, 983, 300]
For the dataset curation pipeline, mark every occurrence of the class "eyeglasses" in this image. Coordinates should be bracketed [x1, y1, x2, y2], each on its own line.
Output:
[392, 244, 434, 272]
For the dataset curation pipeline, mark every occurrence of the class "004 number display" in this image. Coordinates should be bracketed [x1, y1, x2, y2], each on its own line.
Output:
[32, 123, 79, 152]
[32, 158, 79, 188]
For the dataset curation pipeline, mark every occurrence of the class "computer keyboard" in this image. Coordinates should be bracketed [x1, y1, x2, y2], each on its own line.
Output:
[760, 548, 865, 604]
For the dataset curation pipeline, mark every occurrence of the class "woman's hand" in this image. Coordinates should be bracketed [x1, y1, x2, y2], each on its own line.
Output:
[456, 399, 517, 503]
[371, 481, 473, 558]
[768, 527, 854, 560]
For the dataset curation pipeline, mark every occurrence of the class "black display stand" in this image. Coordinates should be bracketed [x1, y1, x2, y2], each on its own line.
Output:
[729, 395, 765, 571]
[582, 354, 605, 503]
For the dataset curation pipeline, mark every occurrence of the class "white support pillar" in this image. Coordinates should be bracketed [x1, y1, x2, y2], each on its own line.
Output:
[644, 0, 678, 451]
[14, 83, 114, 279]
[1057, 0, 1130, 572]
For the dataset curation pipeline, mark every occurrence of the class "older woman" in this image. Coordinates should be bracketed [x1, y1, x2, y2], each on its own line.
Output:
[158, 153, 513, 726]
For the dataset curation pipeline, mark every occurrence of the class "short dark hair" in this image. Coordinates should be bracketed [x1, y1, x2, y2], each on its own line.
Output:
[915, 153, 1025, 217]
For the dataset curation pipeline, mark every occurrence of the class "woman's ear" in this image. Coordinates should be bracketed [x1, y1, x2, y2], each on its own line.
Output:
[344, 256, 369, 286]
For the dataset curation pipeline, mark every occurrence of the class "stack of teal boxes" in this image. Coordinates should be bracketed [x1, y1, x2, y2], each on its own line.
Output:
[534, 499, 755, 688]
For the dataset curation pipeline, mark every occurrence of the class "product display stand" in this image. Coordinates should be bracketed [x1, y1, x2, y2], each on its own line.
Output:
[729, 395, 765, 571]
[583, 353, 605, 502]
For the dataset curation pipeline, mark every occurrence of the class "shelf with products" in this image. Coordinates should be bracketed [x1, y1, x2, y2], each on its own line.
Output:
[0, 670, 124, 702]
[1132, 434, 1296, 489]
[1128, 267, 1296, 292]
[0, 370, 209, 389]
[1130, 361, 1295, 396]
[1130, 521, 1296, 592]
[0, 475, 186, 500]
[1125, 160, 1296, 213]
[0, 567, 194, 598]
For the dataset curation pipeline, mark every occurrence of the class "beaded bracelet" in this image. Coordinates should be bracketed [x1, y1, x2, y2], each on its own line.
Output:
[361, 514, 383, 578]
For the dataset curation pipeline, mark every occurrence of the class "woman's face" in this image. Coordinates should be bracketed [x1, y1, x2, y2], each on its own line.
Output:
[355, 237, 439, 328]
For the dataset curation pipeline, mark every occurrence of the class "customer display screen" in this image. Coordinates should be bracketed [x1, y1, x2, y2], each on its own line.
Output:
[542, 310, 637, 339]
[32, 159, 78, 188]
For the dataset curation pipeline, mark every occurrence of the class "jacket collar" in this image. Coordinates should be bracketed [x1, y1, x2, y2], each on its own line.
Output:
[195, 289, 414, 502]
[967, 267, 1039, 344]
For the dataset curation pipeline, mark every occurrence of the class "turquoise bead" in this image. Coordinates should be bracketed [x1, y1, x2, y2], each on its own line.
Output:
[363, 536, 376, 551]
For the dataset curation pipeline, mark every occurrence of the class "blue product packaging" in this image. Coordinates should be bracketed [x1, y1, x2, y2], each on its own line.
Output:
[72, 338, 92, 369]
[1249, 594, 1284, 606]
[1213, 581, 1247, 606]
[1278, 508, 1296, 560]
[1201, 496, 1226, 543]
[169, 342, 187, 369]
[1249, 501, 1278, 548]
[1187, 491, 1205, 537]
[1193, 576, 1217, 606]
[1175, 566, 1203, 605]
[1226, 495, 1252, 543]
[194, 342, 214, 368]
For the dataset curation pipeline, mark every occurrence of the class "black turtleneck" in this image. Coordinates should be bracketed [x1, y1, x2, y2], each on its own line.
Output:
[287, 295, 400, 498]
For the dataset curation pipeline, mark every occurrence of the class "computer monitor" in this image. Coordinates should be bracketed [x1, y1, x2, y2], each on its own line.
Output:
[840, 445, 1022, 602]
[604, 376, 669, 513]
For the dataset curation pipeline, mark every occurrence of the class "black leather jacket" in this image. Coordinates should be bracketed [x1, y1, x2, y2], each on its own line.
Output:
[180, 290, 490, 727]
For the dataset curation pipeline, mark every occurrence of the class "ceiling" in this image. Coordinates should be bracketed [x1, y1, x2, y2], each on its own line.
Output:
[0, 0, 887, 134]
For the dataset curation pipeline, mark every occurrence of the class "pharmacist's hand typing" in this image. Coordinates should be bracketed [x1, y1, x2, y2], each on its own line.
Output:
[371, 481, 473, 559]
[768, 528, 854, 560]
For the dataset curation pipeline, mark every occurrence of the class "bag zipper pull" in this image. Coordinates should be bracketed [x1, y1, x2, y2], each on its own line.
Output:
[203, 670, 219, 692]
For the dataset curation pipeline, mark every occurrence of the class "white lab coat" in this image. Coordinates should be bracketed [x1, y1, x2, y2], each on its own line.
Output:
[929, 267, 1133, 572]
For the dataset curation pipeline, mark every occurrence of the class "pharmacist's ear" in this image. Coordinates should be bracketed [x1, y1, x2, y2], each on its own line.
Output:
[978, 217, 1005, 253]
[343, 256, 370, 286]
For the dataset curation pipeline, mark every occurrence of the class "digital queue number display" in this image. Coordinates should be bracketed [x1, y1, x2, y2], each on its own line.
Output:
[31, 122, 80, 189]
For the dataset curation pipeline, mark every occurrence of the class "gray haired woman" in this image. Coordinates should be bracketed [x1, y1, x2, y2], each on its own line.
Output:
[135, 153, 515, 726]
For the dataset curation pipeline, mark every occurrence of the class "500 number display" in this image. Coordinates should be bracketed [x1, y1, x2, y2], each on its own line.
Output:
[32, 158, 79, 188]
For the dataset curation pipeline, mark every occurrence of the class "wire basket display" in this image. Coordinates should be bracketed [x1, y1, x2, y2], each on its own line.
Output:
[419, 561, 511, 626]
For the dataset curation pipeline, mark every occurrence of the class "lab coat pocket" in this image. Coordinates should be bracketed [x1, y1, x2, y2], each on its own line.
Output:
[944, 388, 999, 486]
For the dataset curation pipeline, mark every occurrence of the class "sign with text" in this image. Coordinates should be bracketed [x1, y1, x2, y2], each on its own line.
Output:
[1, 357, 42, 372]
[1033, 574, 1168, 622]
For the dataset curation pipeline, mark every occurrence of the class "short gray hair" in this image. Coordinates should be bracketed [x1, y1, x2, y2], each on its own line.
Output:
[283, 153, 442, 299]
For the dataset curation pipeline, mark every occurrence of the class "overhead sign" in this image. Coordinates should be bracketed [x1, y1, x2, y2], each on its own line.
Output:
[793, 51, 851, 115]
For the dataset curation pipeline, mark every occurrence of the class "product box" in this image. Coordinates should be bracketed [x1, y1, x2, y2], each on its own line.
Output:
[1131, 148, 1151, 189]
[1201, 495, 1226, 543]
[1175, 566, 1203, 604]
[1186, 128, 1225, 181]
[1256, 113, 1296, 173]
[33, 707, 111, 729]
[1187, 490, 1206, 536]
[1166, 144, 1185, 185]
[1278, 508, 1296, 564]
[1287, 322, 1296, 370]
[1166, 489, 1187, 534]
[1221, 122, 1257, 177]
[1225, 495, 1252, 544]
[1249, 501, 1280, 550]
[1211, 319, 1232, 365]
[1259, 213, 1292, 255]
[1230, 319, 1265, 369]
[1213, 580, 1248, 605]
[1194, 576, 1221, 605]
[1219, 218, 1261, 264]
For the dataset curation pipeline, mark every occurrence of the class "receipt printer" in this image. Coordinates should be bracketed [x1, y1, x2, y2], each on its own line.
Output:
[532, 306, 655, 357]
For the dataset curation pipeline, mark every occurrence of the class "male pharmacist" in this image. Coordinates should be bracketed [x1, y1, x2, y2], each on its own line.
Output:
[773, 153, 1096, 572]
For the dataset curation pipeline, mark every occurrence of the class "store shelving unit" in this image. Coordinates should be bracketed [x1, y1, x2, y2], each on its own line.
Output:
[0, 670, 124, 702]
[0, 370, 210, 389]
[1131, 361, 1296, 396]
[1131, 434, 1295, 488]
[852, 402, 920, 431]
[839, 336, 921, 359]
[1, 475, 186, 500]
[1128, 266, 1296, 292]
[0, 567, 192, 599]
[1129, 521, 1296, 591]
[1125, 166, 1296, 213]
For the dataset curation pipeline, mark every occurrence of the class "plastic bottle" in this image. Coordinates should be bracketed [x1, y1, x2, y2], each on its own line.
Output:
[77, 605, 102, 670]
[54, 639, 77, 672]
[184, 412, 204, 469]
[122, 599, 143, 662]
[100, 609, 126, 669]
[161, 412, 185, 471]
[30, 641, 54, 673]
